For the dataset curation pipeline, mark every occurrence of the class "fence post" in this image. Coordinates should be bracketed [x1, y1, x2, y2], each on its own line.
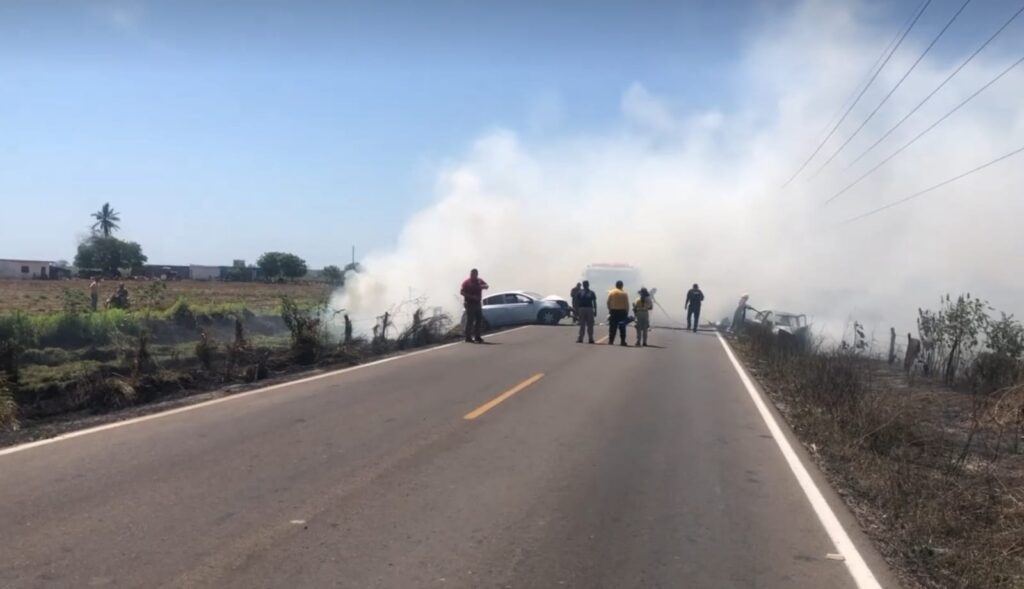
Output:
[888, 327, 896, 365]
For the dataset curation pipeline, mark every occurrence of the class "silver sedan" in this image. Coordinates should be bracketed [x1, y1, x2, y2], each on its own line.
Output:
[471, 291, 569, 328]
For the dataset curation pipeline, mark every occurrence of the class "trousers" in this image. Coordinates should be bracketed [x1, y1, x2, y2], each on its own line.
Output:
[577, 307, 595, 341]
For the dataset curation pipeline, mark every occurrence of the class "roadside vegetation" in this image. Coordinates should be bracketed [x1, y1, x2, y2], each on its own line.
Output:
[0, 279, 328, 315]
[0, 202, 448, 439]
[0, 285, 458, 440]
[732, 294, 1023, 589]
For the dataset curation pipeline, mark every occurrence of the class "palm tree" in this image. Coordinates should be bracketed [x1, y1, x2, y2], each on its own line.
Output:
[91, 203, 121, 237]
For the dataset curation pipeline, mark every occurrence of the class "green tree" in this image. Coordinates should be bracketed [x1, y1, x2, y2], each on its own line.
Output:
[74, 236, 147, 276]
[257, 252, 307, 280]
[91, 203, 121, 237]
[257, 252, 283, 279]
[933, 293, 990, 385]
[280, 254, 308, 279]
[986, 313, 1024, 359]
[322, 265, 344, 285]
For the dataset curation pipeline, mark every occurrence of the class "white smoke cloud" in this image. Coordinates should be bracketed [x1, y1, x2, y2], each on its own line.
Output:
[336, 0, 1024, 342]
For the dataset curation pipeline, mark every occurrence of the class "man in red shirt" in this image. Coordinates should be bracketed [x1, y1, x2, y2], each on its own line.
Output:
[461, 268, 489, 343]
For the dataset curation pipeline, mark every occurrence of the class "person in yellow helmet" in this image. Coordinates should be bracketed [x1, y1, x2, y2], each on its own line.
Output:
[607, 280, 630, 346]
[633, 287, 653, 347]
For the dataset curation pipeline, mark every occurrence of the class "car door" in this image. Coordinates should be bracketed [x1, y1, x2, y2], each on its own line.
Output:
[481, 294, 509, 326]
[504, 293, 534, 324]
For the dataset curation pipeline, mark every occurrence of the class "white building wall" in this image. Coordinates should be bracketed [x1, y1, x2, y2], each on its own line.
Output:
[0, 260, 52, 280]
[189, 265, 220, 281]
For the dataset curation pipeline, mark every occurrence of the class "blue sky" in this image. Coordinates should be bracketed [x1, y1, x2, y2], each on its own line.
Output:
[1, 0, 1018, 267]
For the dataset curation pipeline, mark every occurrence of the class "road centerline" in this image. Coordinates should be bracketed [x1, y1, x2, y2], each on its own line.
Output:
[463, 373, 545, 420]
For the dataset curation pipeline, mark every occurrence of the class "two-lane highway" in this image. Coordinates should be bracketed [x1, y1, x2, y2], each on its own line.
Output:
[0, 326, 893, 588]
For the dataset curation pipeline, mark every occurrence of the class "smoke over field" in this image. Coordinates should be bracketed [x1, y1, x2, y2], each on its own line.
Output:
[336, 0, 1024, 339]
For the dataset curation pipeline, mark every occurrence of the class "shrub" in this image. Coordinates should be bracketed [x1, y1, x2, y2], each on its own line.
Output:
[396, 308, 452, 350]
[195, 329, 214, 370]
[0, 312, 36, 348]
[281, 296, 323, 364]
[133, 332, 156, 375]
[0, 339, 21, 382]
[224, 318, 249, 378]
[0, 374, 17, 431]
[160, 298, 196, 328]
[33, 310, 139, 348]
[969, 352, 1022, 395]
[82, 375, 137, 411]
[322, 265, 345, 286]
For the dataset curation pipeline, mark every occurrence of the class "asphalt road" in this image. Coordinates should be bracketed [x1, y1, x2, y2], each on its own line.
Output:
[0, 326, 895, 588]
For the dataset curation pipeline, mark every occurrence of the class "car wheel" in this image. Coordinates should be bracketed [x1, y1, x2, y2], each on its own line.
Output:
[538, 309, 560, 325]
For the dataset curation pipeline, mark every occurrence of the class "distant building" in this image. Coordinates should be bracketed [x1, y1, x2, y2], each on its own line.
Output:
[189, 265, 221, 281]
[142, 264, 190, 280]
[0, 258, 55, 280]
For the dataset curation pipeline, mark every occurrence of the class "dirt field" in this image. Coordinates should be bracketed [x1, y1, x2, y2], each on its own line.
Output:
[0, 279, 333, 314]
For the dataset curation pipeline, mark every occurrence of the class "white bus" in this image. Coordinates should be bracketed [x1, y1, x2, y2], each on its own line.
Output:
[582, 263, 643, 317]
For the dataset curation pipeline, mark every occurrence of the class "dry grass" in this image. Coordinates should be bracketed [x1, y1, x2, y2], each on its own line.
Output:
[734, 325, 1024, 589]
[0, 278, 330, 314]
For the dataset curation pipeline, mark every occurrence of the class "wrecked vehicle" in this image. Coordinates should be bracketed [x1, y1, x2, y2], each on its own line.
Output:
[746, 309, 812, 346]
[464, 290, 569, 328]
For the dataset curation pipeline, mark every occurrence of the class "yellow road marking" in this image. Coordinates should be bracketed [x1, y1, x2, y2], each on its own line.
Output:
[463, 373, 545, 420]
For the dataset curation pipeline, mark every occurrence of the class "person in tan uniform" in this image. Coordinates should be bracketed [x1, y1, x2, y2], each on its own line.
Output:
[633, 287, 653, 347]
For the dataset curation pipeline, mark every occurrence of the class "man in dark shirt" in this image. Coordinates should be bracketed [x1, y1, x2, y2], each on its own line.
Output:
[685, 283, 704, 333]
[569, 282, 582, 324]
[461, 268, 489, 343]
[575, 280, 597, 344]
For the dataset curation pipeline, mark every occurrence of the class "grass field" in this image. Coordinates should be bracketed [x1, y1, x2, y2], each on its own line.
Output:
[0, 279, 332, 314]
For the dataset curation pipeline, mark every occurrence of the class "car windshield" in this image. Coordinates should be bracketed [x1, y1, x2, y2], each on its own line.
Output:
[776, 314, 801, 327]
[524, 292, 543, 300]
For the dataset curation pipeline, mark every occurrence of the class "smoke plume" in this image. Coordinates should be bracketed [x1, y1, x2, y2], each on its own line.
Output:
[336, 0, 1024, 342]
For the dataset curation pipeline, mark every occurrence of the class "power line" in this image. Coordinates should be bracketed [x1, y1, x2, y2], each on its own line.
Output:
[810, 0, 973, 178]
[780, 0, 932, 188]
[842, 144, 1024, 224]
[825, 53, 1024, 204]
[848, 1, 1024, 168]
[809, 0, 927, 151]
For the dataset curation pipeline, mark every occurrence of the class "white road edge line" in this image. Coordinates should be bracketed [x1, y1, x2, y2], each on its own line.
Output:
[0, 325, 533, 458]
[715, 332, 882, 589]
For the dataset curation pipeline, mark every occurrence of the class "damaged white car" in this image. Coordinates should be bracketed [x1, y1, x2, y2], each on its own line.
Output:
[468, 291, 570, 328]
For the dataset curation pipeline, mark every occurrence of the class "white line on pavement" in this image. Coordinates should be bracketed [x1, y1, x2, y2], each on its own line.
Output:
[0, 326, 533, 458]
[715, 332, 882, 589]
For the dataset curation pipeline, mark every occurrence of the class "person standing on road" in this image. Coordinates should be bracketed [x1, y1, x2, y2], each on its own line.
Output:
[607, 280, 630, 346]
[89, 278, 99, 312]
[461, 268, 490, 343]
[685, 283, 704, 333]
[633, 287, 653, 347]
[569, 282, 582, 325]
[731, 293, 750, 333]
[575, 280, 597, 344]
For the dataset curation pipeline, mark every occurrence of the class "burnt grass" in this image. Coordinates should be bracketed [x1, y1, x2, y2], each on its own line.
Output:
[732, 325, 1023, 589]
[0, 312, 464, 449]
